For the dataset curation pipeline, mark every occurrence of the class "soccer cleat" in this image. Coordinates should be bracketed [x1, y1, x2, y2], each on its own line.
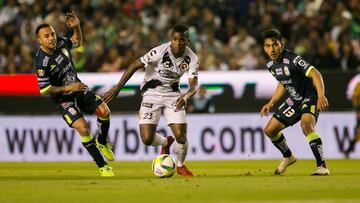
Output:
[176, 165, 194, 177]
[274, 154, 297, 175]
[160, 136, 175, 155]
[96, 138, 115, 161]
[99, 165, 114, 177]
[311, 166, 330, 176]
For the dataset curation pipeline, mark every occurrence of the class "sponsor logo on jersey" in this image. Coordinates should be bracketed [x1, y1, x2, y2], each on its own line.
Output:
[158, 70, 179, 79]
[37, 69, 45, 76]
[180, 63, 189, 70]
[283, 58, 290, 64]
[266, 61, 274, 67]
[61, 102, 73, 109]
[284, 66, 291, 76]
[68, 107, 77, 115]
[142, 102, 153, 108]
[293, 56, 300, 64]
[42, 56, 49, 67]
[37, 77, 48, 81]
[275, 68, 283, 75]
[286, 98, 294, 106]
[297, 59, 308, 69]
[310, 105, 316, 113]
[282, 79, 292, 84]
[55, 55, 64, 64]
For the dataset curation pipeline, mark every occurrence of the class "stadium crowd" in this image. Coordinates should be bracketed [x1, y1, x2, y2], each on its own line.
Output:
[0, 0, 359, 74]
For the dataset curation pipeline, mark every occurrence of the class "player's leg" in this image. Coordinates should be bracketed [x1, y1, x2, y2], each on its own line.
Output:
[79, 92, 114, 161]
[94, 102, 114, 161]
[139, 96, 173, 150]
[169, 123, 193, 177]
[60, 107, 113, 177]
[300, 113, 330, 175]
[346, 110, 360, 157]
[163, 96, 193, 177]
[264, 117, 297, 175]
[265, 99, 300, 175]
[71, 118, 114, 177]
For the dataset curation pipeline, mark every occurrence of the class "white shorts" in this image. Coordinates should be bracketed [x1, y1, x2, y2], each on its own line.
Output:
[139, 95, 186, 125]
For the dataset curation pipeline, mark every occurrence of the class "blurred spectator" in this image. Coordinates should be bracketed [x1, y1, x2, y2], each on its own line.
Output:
[339, 40, 360, 71]
[0, 0, 360, 74]
[187, 86, 215, 113]
[99, 46, 123, 72]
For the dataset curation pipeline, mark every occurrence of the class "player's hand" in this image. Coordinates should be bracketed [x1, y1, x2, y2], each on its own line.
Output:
[103, 87, 120, 104]
[65, 11, 79, 28]
[260, 102, 273, 117]
[317, 95, 329, 111]
[66, 82, 88, 92]
[175, 95, 188, 112]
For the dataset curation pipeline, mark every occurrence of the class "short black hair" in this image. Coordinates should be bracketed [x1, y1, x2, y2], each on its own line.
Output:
[35, 23, 51, 35]
[262, 29, 282, 42]
[172, 24, 189, 38]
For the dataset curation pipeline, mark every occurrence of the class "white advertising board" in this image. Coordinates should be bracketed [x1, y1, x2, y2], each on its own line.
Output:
[0, 112, 358, 161]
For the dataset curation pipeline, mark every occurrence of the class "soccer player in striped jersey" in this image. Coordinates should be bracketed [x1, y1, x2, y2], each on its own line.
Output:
[104, 24, 198, 177]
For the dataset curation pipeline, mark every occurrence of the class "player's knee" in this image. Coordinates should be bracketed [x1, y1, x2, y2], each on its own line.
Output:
[140, 133, 153, 145]
[175, 135, 187, 144]
[300, 121, 313, 135]
[96, 104, 110, 118]
[75, 123, 90, 136]
[263, 126, 277, 137]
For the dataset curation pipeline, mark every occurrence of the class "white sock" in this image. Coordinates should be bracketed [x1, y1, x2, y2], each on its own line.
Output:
[151, 133, 167, 147]
[175, 141, 188, 167]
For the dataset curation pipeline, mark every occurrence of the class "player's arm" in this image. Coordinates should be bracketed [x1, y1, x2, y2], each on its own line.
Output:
[260, 82, 285, 117]
[66, 11, 82, 47]
[103, 59, 144, 103]
[308, 67, 329, 111]
[40, 83, 88, 96]
[175, 77, 198, 112]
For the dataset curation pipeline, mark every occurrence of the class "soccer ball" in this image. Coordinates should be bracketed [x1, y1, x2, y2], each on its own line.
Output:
[151, 154, 176, 178]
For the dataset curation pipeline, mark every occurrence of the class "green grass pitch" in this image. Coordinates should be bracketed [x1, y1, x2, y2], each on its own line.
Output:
[1, 159, 359, 203]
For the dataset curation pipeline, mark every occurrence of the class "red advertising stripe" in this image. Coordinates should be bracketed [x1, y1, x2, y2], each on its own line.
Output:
[0, 74, 40, 95]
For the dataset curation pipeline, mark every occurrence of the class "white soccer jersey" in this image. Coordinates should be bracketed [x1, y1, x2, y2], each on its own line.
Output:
[139, 42, 199, 96]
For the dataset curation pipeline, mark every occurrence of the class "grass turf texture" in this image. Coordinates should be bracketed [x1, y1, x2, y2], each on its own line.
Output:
[0, 160, 359, 203]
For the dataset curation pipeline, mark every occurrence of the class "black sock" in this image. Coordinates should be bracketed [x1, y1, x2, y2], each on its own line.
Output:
[82, 138, 107, 168]
[309, 138, 326, 168]
[97, 118, 110, 145]
[271, 133, 292, 158]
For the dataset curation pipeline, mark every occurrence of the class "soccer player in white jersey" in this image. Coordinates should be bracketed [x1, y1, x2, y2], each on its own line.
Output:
[104, 24, 198, 177]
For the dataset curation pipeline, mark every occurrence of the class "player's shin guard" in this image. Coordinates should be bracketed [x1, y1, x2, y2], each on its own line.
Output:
[81, 134, 107, 167]
[97, 117, 110, 145]
[151, 133, 167, 147]
[270, 132, 292, 158]
[306, 132, 326, 167]
[174, 141, 188, 167]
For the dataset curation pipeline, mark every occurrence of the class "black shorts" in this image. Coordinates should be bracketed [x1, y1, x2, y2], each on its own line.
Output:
[273, 97, 319, 127]
[55, 90, 103, 127]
